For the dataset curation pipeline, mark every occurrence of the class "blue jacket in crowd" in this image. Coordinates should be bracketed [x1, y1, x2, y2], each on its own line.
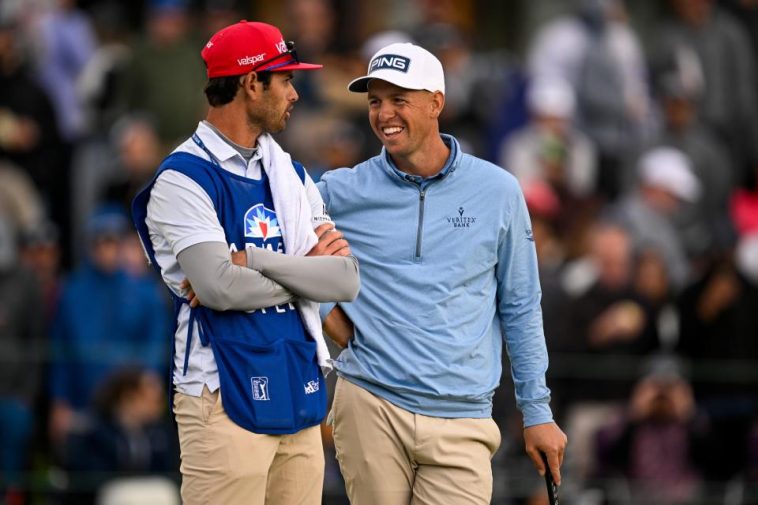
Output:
[50, 262, 169, 410]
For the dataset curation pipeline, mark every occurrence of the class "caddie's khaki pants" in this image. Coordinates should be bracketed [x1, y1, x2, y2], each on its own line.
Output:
[173, 386, 323, 505]
[331, 377, 501, 505]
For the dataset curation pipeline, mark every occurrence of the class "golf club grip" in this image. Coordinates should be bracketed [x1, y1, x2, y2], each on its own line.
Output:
[541, 452, 558, 505]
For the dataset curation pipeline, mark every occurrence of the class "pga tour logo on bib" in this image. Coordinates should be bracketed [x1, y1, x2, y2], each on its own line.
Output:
[244, 204, 282, 241]
[251, 376, 270, 401]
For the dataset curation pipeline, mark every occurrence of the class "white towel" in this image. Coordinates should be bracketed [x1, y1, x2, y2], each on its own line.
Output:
[258, 133, 332, 374]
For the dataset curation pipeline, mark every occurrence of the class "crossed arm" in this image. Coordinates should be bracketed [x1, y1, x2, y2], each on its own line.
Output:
[178, 223, 359, 311]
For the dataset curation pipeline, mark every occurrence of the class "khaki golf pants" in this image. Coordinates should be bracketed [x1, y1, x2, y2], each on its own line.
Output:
[173, 386, 324, 505]
[331, 378, 501, 505]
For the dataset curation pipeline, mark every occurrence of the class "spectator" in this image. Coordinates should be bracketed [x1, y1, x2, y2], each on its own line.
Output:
[289, 116, 366, 182]
[99, 115, 163, 214]
[199, 0, 240, 40]
[645, 72, 735, 257]
[19, 221, 63, 324]
[656, 0, 758, 183]
[567, 223, 659, 389]
[677, 252, 758, 389]
[77, 1, 134, 134]
[276, 0, 374, 168]
[279, 0, 369, 111]
[62, 367, 179, 505]
[609, 147, 700, 291]
[416, 22, 515, 158]
[70, 114, 162, 260]
[527, 0, 652, 199]
[28, 0, 96, 143]
[561, 223, 659, 485]
[0, 216, 45, 501]
[118, 0, 206, 148]
[499, 76, 597, 201]
[0, 160, 45, 237]
[523, 180, 571, 353]
[48, 206, 169, 449]
[595, 357, 709, 505]
[0, 17, 69, 263]
[632, 247, 678, 350]
[675, 249, 758, 485]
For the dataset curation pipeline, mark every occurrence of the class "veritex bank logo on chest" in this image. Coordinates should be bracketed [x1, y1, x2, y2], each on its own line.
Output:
[369, 54, 410, 73]
[446, 206, 477, 228]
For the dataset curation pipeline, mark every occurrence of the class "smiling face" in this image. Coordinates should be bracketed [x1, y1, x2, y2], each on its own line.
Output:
[366, 79, 444, 166]
[249, 71, 299, 134]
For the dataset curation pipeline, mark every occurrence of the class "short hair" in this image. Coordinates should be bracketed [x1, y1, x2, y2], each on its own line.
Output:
[204, 71, 274, 106]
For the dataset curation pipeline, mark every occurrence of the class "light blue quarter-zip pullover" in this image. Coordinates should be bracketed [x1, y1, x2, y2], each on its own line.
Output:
[317, 134, 553, 426]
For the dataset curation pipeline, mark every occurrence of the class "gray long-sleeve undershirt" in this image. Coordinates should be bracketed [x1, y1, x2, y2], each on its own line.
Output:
[246, 247, 359, 302]
[177, 241, 359, 312]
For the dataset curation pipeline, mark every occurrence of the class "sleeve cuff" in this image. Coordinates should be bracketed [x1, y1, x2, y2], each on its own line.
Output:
[247, 247, 257, 270]
[319, 302, 336, 321]
[247, 247, 277, 271]
[521, 402, 554, 428]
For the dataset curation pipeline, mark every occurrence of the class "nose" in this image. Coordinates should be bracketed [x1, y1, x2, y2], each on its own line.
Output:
[377, 101, 395, 121]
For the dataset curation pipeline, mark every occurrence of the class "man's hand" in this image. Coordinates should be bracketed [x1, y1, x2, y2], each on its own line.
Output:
[180, 278, 201, 308]
[307, 223, 351, 257]
[231, 250, 246, 266]
[524, 422, 568, 486]
[323, 305, 354, 348]
[49, 402, 74, 447]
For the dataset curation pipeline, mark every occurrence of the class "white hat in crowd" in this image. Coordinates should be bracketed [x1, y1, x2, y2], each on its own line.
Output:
[360, 31, 414, 62]
[348, 42, 445, 94]
[638, 147, 701, 202]
[736, 233, 758, 284]
[527, 76, 576, 119]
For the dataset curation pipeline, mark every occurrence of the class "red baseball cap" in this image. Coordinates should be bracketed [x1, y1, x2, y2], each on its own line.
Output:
[201, 21, 322, 78]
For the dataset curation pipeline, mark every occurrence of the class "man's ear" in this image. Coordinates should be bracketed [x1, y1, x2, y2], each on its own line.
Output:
[430, 91, 445, 119]
[241, 71, 261, 99]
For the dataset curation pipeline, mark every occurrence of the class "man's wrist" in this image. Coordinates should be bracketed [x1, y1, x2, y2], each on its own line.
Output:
[521, 402, 554, 428]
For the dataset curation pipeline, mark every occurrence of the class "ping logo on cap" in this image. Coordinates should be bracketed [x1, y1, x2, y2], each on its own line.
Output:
[369, 54, 410, 73]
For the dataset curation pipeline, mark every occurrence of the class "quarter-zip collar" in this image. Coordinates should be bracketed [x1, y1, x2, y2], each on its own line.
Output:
[381, 133, 461, 188]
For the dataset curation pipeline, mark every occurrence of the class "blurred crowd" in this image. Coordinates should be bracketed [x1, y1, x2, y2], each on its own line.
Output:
[0, 0, 756, 504]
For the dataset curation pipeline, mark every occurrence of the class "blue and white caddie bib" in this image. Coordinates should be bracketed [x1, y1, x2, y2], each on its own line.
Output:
[132, 151, 326, 435]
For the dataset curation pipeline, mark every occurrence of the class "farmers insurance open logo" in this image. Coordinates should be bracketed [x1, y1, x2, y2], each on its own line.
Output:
[244, 204, 282, 241]
[446, 206, 477, 228]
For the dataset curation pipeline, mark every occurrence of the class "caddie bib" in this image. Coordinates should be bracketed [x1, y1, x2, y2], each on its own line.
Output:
[132, 150, 326, 435]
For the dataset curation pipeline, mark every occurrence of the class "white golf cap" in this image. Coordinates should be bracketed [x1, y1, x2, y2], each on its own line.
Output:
[638, 147, 701, 202]
[348, 42, 445, 94]
[527, 76, 576, 118]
